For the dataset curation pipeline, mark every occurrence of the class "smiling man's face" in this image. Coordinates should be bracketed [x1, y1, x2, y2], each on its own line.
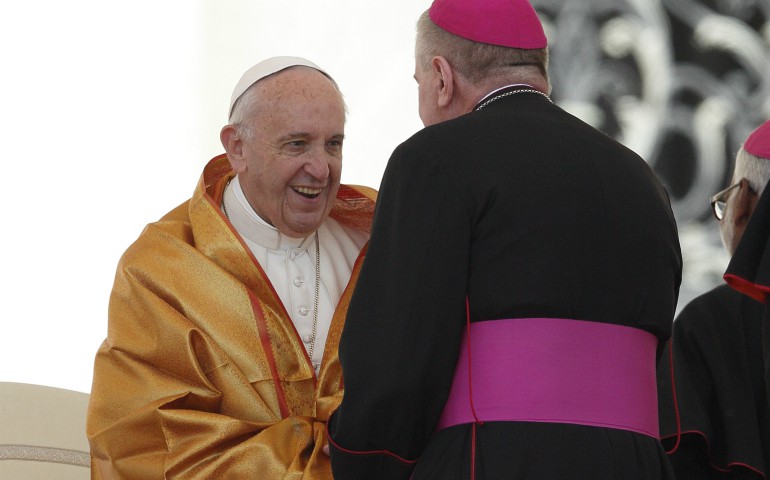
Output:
[233, 67, 345, 238]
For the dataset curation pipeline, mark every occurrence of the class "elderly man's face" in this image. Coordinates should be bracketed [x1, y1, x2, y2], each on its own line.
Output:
[233, 68, 345, 238]
[719, 175, 748, 256]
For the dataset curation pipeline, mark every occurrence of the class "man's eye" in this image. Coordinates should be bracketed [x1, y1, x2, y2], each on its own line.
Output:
[327, 140, 343, 148]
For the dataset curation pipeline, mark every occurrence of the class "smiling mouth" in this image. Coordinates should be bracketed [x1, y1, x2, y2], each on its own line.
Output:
[293, 186, 323, 199]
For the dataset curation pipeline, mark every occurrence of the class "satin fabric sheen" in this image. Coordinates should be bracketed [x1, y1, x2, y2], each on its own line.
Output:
[437, 318, 659, 437]
[87, 154, 375, 479]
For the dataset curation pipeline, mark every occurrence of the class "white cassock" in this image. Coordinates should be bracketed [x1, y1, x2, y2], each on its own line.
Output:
[223, 176, 369, 373]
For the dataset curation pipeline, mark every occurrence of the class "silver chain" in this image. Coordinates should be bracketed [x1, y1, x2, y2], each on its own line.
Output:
[476, 88, 552, 110]
[307, 231, 320, 361]
[221, 182, 321, 367]
[221, 192, 231, 219]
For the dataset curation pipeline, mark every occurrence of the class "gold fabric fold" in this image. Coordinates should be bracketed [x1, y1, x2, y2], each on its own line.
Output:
[87, 154, 376, 479]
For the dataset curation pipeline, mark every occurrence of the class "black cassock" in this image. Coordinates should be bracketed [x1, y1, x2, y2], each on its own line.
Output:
[727, 183, 770, 380]
[658, 284, 770, 479]
[328, 88, 683, 479]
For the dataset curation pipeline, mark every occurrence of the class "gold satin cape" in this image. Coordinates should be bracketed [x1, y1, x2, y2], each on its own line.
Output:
[87, 155, 376, 479]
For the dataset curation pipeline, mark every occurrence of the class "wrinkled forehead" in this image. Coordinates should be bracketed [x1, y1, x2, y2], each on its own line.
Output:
[247, 72, 347, 138]
[229, 67, 345, 126]
[253, 68, 345, 116]
[229, 56, 337, 117]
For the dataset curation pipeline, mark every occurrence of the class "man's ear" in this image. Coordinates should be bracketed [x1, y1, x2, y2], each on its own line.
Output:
[734, 178, 757, 226]
[432, 56, 455, 108]
[220, 125, 246, 173]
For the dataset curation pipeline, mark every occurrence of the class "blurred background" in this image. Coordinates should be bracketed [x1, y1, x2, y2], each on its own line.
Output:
[1, 0, 768, 394]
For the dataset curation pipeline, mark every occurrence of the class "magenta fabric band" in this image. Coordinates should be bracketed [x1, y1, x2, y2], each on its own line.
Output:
[436, 318, 660, 438]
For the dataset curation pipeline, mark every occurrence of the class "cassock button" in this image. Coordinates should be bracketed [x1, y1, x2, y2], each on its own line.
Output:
[294, 277, 304, 287]
[289, 252, 297, 261]
[299, 307, 309, 316]
[302, 334, 312, 344]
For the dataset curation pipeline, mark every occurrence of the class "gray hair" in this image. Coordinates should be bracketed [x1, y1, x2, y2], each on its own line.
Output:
[229, 83, 264, 140]
[229, 66, 346, 140]
[735, 147, 770, 196]
[415, 10, 549, 86]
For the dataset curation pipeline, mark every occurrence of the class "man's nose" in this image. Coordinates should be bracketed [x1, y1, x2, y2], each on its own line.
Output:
[304, 149, 331, 179]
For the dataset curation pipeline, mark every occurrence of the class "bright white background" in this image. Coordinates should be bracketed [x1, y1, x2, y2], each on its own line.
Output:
[0, 0, 427, 393]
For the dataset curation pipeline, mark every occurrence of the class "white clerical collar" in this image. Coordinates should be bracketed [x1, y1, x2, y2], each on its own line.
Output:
[476, 84, 535, 105]
[225, 176, 313, 251]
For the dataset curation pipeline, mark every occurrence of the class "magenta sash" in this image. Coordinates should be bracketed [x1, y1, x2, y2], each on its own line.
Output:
[436, 318, 660, 438]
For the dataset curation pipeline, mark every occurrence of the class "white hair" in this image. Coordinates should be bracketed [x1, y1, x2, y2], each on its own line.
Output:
[415, 10, 549, 87]
[734, 147, 770, 196]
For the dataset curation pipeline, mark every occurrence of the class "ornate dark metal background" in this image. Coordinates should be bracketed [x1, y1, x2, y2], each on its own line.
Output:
[532, 0, 770, 306]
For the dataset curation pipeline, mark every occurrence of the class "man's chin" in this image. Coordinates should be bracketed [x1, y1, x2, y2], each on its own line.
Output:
[278, 203, 333, 237]
[277, 217, 326, 239]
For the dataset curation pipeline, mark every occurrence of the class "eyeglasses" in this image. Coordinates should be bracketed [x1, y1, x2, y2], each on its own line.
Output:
[709, 183, 740, 221]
